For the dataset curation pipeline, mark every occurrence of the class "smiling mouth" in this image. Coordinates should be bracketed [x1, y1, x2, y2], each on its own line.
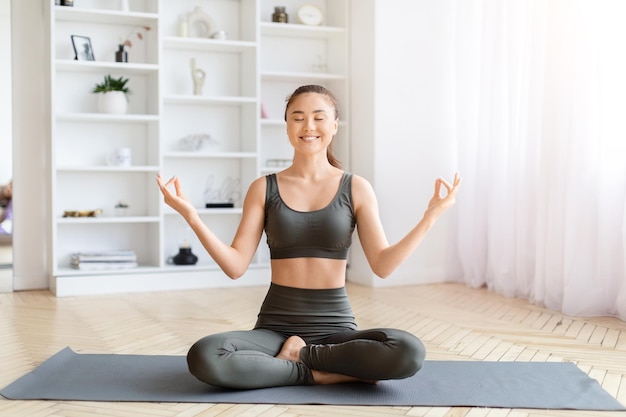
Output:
[300, 136, 319, 142]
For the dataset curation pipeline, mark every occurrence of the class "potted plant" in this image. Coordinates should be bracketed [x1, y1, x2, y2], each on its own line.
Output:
[114, 201, 129, 216]
[92, 75, 131, 114]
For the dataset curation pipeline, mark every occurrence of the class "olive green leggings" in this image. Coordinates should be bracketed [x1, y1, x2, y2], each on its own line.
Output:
[187, 283, 425, 389]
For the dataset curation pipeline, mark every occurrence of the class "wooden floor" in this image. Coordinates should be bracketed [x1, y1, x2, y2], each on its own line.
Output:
[0, 282, 624, 417]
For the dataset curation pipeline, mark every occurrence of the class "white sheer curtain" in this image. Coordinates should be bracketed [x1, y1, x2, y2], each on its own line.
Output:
[448, 0, 626, 320]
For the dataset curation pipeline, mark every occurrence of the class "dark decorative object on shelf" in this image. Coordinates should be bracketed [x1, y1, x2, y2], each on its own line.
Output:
[115, 45, 128, 63]
[116, 25, 151, 63]
[170, 247, 198, 266]
[60, 0, 73, 6]
[204, 176, 241, 208]
[272, 6, 288, 23]
[205, 203, 234, 208]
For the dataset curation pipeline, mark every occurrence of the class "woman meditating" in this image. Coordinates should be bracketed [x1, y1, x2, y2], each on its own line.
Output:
[156, 84, 461, 389]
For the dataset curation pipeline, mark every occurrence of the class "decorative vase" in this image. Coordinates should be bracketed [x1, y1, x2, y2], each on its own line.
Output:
[115, 45, 127, 63]
[178, 14, 189, 37]
[187, 6, 216, 38]
[171, 247, 198, 265]
[97, 91, 128, 114]
[272, 6, 288, 23]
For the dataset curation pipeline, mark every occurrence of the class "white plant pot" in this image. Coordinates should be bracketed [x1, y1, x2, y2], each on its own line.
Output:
[98, 91, 128, 114]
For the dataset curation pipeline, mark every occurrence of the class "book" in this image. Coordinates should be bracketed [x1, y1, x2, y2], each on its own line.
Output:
[71, 251, 137, 263]
[70, 261, 138, 271]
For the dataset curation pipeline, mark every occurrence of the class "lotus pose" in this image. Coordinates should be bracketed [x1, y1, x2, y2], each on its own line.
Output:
[157, 84, 461, 389]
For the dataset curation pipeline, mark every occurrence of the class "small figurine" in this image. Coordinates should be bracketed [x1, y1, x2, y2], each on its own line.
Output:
[179, 133, 218, 151]
[190, 58, 206, 95]
[63, 209, 103, 218]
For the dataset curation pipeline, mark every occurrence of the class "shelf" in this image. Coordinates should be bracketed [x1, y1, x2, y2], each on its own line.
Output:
[260, 22, 346, 39]
[163, 95, 257, 106]
[53, 263, 268, 279]
[57, 216, 160, 224]
[261, 166, 285, 174]
[56, 166, 160, 173]
[162, 36, 256, 53]
[54, 6, 158, 26]
[261, 71, 346, 81]
[56, 113, 159, 123]
[55, 265, 162, 277]
[163, 152, 256, 159]
[198, 207, 243, 215]
[261, 118, 285, 126]
[161, 261, 268, 272]
[164, 207, 243, 216]
[56, 59, 159, 74]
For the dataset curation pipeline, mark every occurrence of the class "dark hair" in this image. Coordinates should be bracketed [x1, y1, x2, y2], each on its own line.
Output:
[284, 85, 342, 168]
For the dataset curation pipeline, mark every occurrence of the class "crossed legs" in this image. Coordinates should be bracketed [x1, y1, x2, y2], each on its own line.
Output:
[187, 329, 313, 389]
[187, 327, 425, 389]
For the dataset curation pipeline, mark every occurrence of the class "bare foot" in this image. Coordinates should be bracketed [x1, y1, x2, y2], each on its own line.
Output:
[276, 335, 306, 362]
[312, 370, 379, 385]
[276, 336, 379, 385]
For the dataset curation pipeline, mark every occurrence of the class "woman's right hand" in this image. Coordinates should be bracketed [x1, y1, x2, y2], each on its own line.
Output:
[156, 174, 197, 220]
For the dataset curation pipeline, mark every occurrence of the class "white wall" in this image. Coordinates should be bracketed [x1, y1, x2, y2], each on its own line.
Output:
[347, 0, 376, 284]
[348, 0, 458, 287]
[11, 1, 51, 290]
[0, 0, 12, 184]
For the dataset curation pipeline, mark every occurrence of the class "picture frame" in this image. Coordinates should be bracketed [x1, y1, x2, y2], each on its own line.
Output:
[71, 35, 95, 61]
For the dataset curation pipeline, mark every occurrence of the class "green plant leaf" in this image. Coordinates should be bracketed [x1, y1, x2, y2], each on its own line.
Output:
[92, 75, 131, 95]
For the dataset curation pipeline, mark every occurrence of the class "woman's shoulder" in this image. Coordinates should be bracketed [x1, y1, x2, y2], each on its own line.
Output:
[347, 173, 377, 207]
[348, 172, 373, 191]
[248, 175, 268, 195]
[240, 176, 268, 212]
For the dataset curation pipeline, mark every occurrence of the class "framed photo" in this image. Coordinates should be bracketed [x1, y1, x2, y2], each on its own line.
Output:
[71, 35, 95, 61]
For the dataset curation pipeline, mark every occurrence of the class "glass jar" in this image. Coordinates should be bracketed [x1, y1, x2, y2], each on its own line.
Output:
[272, 6, 288, 23]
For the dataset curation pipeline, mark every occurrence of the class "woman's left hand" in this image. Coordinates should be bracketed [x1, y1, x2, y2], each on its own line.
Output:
[424, 172, 461, 221]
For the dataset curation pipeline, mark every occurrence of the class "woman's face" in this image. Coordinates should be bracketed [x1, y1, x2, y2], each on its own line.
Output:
[285, 93, 338, 156]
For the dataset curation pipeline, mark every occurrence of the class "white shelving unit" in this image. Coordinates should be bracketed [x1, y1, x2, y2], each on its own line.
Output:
[47, 0, 349, 296]
[51, 0, 161, 296]
[158, 0, 260, 281]
[259, 0, 350, 174]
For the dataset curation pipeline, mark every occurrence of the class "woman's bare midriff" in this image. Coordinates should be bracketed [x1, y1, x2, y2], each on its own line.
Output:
[270, 258, 347, 289]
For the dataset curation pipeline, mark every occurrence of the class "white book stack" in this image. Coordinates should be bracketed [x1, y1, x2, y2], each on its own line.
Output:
[71, 251, 138, 270]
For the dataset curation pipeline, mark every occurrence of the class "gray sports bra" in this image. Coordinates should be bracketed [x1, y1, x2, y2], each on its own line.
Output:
[264, 172, 356, 260]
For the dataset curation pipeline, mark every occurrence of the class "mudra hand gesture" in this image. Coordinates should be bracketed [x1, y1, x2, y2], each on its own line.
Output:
[156, 174, 196, 220]
[424, 172, 462, 221]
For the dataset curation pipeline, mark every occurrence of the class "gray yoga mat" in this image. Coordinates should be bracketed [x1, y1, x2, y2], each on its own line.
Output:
[2, 347, 624, 410]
